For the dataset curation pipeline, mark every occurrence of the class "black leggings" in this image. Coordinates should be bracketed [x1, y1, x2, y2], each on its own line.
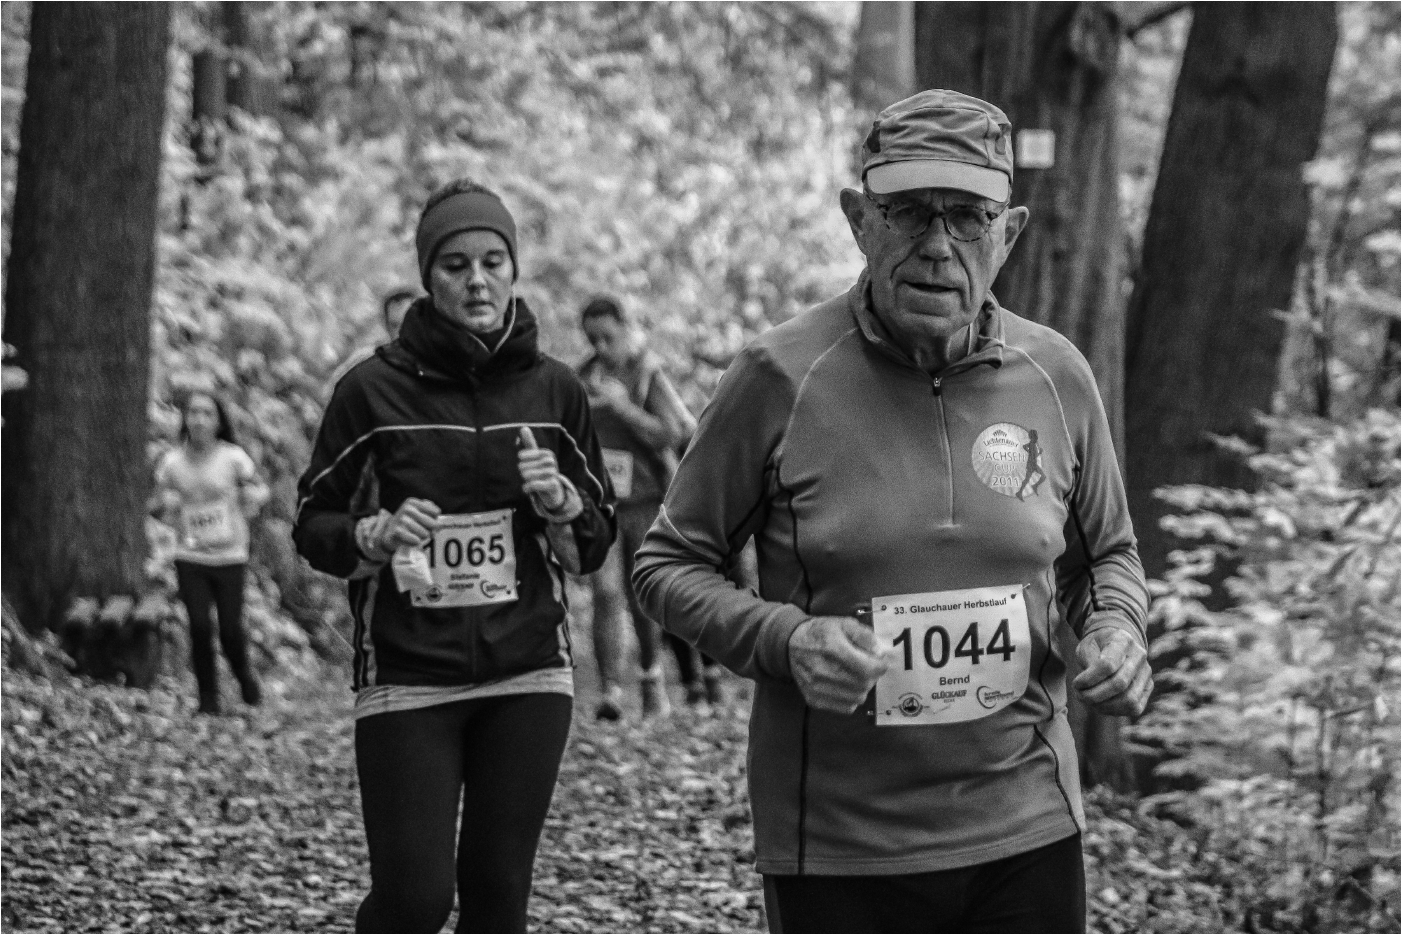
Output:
[173, 560, 251, 704]
[764, 833, 1085, 933]
[354, 693, 573, 933]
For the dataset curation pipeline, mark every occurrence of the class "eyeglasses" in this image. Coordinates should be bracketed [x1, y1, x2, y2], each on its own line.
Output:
[868, 193, 1007, 242]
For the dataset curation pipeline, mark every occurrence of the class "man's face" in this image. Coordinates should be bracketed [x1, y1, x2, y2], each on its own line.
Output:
[840, 186, 1027, 354]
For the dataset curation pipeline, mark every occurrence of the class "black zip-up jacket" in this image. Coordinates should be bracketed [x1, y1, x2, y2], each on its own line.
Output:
[294, 298, 615, 688]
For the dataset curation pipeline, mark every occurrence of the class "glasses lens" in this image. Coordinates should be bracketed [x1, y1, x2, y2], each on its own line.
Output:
[946, 207, 990, 242]
[884, 201, 933, 237]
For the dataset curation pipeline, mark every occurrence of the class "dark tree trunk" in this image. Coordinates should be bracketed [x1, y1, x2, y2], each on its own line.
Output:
[191, 46, 227, 166]
[913, 1, 1134, 791]
[224, 2, 274, 117]
[1, 2, 170, 632]
[915, 1, 1127, 454]
[1123, 2, 1337, 582]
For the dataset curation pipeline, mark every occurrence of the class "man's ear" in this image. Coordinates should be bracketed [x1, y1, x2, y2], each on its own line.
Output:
[839, 188, 870, 254]
[1001, 205, 1030, 256]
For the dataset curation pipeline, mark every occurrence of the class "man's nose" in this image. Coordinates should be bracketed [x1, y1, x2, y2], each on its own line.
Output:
[916, 217, 954, 260]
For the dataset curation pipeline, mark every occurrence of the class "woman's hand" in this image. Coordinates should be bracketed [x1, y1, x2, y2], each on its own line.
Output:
[517, 427, 566, 510]
[376, 497, 442, 553]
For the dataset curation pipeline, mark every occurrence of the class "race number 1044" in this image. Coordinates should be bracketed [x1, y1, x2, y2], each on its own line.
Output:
[870, 585, 1031, 726]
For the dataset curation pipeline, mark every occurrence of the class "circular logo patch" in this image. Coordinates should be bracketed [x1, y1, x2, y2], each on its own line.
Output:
[972, 423, 1044, 500]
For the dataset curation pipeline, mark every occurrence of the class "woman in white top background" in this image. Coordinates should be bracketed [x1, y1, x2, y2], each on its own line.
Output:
[154, 391, 270, 714]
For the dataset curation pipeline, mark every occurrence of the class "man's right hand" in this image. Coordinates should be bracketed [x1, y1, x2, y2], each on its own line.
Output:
[788, 616, 892, 714]
[376, 497, 442, 553]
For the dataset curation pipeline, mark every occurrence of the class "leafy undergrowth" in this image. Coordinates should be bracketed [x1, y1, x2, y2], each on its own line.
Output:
[2, 655, 1292, 935]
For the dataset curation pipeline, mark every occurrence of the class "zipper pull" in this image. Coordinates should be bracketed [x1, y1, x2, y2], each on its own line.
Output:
[931, 376, 943, 396]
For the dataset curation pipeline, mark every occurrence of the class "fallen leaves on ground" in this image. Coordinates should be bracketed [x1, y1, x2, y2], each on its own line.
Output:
[3, 656, 1252, 934]
[1, 661, 766, 934]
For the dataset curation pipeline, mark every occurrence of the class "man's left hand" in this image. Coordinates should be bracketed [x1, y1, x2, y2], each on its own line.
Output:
[1072, 627, 1152, 717]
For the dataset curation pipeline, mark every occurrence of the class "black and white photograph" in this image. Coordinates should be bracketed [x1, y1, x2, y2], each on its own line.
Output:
[1, 2, 1398, 932]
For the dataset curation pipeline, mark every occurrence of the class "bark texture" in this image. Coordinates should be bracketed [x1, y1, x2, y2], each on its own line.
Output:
[1, 2, 171, 630]
[912, 1, 1133, 790]
[1123, 2, 1337, 580]
[915, 1, 1127, 454]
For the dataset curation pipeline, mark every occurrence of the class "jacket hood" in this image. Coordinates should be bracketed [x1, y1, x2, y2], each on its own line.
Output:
[381, 295, 541, 385]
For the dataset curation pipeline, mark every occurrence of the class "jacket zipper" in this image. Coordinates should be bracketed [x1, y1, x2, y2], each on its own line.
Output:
[932, 376, 955, 525]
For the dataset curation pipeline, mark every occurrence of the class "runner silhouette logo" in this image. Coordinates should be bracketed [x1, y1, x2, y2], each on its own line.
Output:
[971, 422, 1046, 500]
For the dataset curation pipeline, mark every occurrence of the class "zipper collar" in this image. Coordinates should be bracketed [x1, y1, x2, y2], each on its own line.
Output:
[847, 270, 1006, 381]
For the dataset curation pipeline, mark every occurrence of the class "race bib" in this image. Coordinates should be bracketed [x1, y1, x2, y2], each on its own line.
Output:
[184, 500, 235, 550]
[601, 448, 634, 500]
[871, 584, 1030, 726]
[410, 509, 518, 609]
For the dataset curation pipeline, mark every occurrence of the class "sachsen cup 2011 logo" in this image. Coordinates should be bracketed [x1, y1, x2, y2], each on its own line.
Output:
[971, 423, 1045, 500]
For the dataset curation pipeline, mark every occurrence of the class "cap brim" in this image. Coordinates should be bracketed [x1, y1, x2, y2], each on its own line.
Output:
[866, 160, 1010, 202]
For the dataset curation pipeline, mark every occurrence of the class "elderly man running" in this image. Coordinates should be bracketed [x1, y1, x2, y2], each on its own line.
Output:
[634, 90, 1151, 933]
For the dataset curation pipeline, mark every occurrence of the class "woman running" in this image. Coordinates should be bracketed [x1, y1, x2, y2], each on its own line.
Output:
[155, 392, 269, 714]
[577, 297, 715, 718]
[294, 179, 615, 934]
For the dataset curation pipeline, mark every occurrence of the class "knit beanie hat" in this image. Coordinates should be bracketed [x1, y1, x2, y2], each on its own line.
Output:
[415, 188, 519, 288]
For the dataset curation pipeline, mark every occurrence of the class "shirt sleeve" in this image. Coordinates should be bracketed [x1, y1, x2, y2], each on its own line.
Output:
[230, 446, 257, 482]
[553, 374, 617, 575]
[633, 346, 809, 681]
[643, 368, 697, 448]
[1053, 353, 1150, 649]
[292, 375, 378, 578]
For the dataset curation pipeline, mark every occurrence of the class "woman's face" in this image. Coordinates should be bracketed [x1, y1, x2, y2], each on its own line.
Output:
[582, 315, 634, 369]
[428, 229, 514, 334]
[184, 394, 219, 445]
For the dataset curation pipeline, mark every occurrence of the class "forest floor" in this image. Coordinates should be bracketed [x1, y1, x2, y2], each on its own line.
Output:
[2, 608, 1236, 934]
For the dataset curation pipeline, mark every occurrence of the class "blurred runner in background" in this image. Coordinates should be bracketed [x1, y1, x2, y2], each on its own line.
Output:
[295, 179, 614, 933]
[576, 296, 723, 719]
[155, 391, 270, 715]
[327, 288, 418, 394]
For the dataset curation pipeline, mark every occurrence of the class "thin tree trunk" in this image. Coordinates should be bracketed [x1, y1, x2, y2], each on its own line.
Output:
[913, 1, 1136, 792]
[1, 2, 170, 631]
[1123, 2, 1337, 582]
[852, 2, 916, 115]
[224, 1, 274, 117]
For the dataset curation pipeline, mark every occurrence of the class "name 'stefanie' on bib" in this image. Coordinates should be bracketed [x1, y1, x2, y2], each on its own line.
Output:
[871, 584, 1030, 726]
[410, 509, 518, 609]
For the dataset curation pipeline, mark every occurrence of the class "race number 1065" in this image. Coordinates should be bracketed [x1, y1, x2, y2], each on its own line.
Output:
[423, 533, 506, 569]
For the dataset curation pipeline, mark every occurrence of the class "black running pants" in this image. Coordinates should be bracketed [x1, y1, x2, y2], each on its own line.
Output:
[173, 560, 250, 704]
[763, 833, 1085, 933]
[354, 692, 573, 933]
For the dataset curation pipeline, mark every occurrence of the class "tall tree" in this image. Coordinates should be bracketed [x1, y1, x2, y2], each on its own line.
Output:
[852, 2, 916, 116]
[1123, 2, 1338, 581]
[914, 2, 1129, 453]
[1, 3, 171, 630]
[913, 1, 1146, 791]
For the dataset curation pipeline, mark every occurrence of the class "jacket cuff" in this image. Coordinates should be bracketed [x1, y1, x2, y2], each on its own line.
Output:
[1081, 611, 1146, 650]
[758, 603, 811, 681]
[533, 476, 584, 524]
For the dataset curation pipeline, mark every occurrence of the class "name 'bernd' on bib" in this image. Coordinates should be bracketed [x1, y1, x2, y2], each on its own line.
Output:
[872, 584, 1030, 726]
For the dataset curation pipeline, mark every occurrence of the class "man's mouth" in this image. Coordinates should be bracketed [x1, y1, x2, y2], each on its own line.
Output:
[904, 282, 959, 295]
